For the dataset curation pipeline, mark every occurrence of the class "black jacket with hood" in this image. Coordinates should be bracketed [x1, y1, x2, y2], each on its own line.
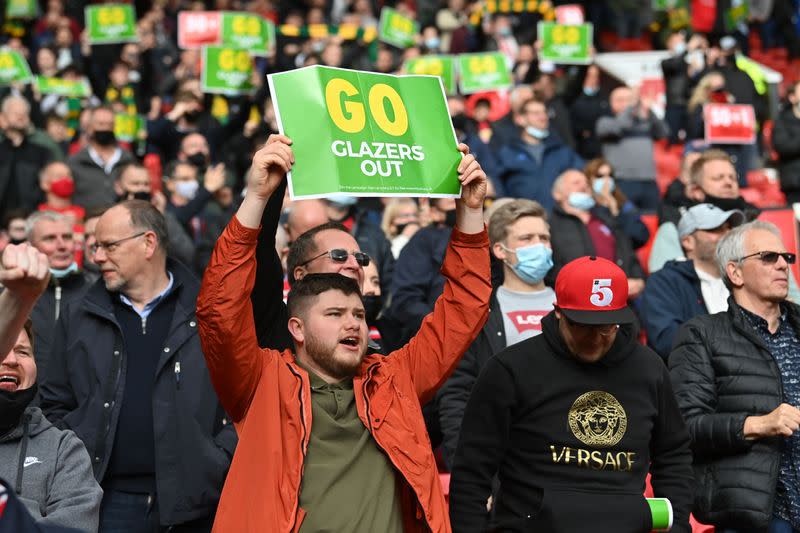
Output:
[449, 312, 694, 533]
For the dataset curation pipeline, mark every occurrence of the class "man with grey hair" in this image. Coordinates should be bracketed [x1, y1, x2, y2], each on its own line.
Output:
[0, 95, 54, 216]
[40, 200, 235, 532]
[670, 220, 800, 532]
[25, 211, 94, 378]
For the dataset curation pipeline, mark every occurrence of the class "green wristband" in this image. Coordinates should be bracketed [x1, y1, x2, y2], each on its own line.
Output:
[647, 498, 673, 531]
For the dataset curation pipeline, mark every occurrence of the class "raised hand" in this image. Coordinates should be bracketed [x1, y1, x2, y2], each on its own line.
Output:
[0, 243, 50, 302]
[247, 134, 294, 201]
[456, 143, 488, 211]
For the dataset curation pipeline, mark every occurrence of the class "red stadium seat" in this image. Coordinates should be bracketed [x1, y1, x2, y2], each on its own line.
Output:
[758, 209, 800, 284]
[636, 214, 661, 276]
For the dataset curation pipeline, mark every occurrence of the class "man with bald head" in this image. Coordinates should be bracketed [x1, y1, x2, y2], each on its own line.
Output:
[596, 85, 669, 211]
[40, 200, 234, 532]
[286, 199, 329, 242]
[548, 169, 646, 295]
[0, 95, 54, 215]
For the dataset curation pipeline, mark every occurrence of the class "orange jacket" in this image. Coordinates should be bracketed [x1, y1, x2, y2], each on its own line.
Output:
[196, 216, 491, 532]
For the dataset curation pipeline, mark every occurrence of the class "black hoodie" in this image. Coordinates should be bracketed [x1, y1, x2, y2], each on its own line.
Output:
[449, 312, 694, 533]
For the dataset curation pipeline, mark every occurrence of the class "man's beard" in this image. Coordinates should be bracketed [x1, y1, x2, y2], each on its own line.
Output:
[305, 331, 364, 380]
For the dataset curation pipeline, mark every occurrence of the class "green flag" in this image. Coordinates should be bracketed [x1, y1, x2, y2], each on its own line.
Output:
[457, 52, 513, 94]
[268, 65, 461, 199]
[35, 76, 92, 97]
[221, 12, 276, 55]
[0, 49, 33, 85]
[404, 55, 457, 95]
[6, 0, 38, 19]
[85, 4, 137, 44]
[378, 7, 419, 49]
[114, 114, 145, 143]
[200, 46, 254, 95]
[538, 22, 593, 64]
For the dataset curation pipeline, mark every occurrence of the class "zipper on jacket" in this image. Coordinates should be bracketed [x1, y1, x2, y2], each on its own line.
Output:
[174, 361, 181, 389]
[54, 284, 62, 321]
[141, 316, 147, 335]
[287, 362, 309, 531]
[362, 362, 381, 432]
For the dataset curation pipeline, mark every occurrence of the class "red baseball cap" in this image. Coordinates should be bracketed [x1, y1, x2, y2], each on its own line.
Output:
[555, 256, 635, 325]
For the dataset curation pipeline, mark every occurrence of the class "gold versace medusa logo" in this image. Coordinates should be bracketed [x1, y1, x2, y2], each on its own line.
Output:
[568, 391, 627, 447]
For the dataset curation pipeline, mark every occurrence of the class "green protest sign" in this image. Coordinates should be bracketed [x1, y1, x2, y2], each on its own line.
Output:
[457, 53, 512, 94]
[538, 22, 593, 64]
[114, 114, 145, 142]
[221, 12, 275, 55]
[201, 46, 254, 94]
[404, 55, 456, 95]
[35, 76, 91, 97]
[6, 0, 38, 19]
[0, 49, 33, 85]
[85, 4, 137, 44]
[378, 7, 419, 49]
[268, 66, 461, 199]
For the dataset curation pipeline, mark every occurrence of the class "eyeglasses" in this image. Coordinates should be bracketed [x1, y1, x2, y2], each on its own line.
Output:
[738, 251, 796, 265]
[91, 232, 146, 254]
[300, 248, 370, 267]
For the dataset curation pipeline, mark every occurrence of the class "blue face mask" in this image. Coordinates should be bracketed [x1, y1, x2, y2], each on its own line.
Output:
[568, 191, 596, 211]
[498, 26, 512, 36]
[672, 41, 687, 55]
[50, 262, 78, 279]
[592, 177, 615, 195]
[503, 243, 553, 284]
[425, 38, 440, 50]
[583, 86, 599, 96]
[525, 126, 549, 139]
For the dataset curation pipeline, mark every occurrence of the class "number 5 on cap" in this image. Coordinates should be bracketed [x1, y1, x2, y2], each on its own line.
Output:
[591, 279, 613, 307]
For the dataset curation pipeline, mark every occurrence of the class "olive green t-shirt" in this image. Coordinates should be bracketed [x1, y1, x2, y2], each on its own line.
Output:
[297, 364, 404, 533]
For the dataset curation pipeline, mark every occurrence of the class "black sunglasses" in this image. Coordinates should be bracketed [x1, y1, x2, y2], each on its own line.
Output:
[738, 251, 797, 265]
[300, 248, 370, 267]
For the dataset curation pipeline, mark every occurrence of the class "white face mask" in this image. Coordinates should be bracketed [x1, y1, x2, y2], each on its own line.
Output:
[175, 180, 200, 200]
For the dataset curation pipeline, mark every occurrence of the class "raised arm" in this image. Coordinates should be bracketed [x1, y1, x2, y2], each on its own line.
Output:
[196, 136, 294, 422]
[394, 144, 492, 403]
[0, 244, 50, 357]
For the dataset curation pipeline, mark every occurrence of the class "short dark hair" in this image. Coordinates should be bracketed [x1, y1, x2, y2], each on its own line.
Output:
[286, 221, 351, 285]
[286, 273, 362, 320]
[120, 200, 169, 251]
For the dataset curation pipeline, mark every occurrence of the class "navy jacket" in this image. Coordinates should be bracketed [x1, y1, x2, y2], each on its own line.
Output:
[495, 134, 584, 209]
[39, 260, 236, 526]
[641, 259, 710, 360]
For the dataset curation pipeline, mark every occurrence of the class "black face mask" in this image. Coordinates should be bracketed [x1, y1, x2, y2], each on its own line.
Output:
[92, 130, 117, 146]
[394, 223, 411, 235]
[363, 295, 382, 324]
[0, 383, 37, 436]
[120, 191, 151, 202]
[704, 193, 749, 212]
[186, 152, 208, 169]
[443, 209, 457, 228]
[9, 237, 26, 245]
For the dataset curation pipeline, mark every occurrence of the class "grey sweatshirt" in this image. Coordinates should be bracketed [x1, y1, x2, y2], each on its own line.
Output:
[0, 407, 102, 533]
[596, 107, 669, 182]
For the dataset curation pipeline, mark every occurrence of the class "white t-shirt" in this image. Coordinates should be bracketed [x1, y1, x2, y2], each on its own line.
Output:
[496, 286, 556, 347]
[695, 266, 729, 314]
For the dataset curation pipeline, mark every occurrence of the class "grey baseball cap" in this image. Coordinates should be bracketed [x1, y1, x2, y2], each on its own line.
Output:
[678, 203, 745, 238]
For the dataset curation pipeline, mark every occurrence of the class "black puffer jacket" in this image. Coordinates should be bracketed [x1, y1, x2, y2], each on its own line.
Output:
[668, 297, 797, 529]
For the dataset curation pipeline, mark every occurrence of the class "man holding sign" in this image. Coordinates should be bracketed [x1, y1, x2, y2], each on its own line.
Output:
[196, 135, 491, 532]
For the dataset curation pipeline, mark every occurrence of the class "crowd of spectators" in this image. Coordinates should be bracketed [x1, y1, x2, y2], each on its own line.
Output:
[1, 0, 800, 532]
